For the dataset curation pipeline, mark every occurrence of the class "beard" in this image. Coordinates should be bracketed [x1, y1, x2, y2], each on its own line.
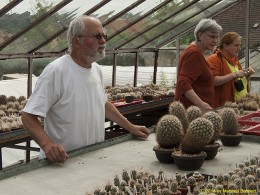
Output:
[86, 46, 105, 64]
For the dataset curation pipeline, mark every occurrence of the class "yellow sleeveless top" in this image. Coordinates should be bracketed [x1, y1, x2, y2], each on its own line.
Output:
[225, 59, 247, 101]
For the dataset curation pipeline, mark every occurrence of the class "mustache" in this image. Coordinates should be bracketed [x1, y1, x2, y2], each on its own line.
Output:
[98, 44, 106, 48]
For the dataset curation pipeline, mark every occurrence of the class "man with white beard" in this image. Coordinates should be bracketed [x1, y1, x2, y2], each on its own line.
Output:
[21, 16, 149, 164]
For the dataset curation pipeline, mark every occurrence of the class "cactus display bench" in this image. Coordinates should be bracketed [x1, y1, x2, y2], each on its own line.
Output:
[0, 133, 259, 194]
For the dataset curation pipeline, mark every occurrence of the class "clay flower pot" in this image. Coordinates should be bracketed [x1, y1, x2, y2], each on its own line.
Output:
[171, 151, 207, 171]
[143, 95, 153, 102]
[220, 133, 242, 146]
[153, 145, 176, 164]
[203, 142, 220, 160]
[124, 95, 134, 103]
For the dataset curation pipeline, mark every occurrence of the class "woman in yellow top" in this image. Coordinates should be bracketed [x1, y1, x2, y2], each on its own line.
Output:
[207, 32, 255, 108]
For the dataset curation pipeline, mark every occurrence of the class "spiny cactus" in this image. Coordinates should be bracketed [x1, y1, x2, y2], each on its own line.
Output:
[7, 96, 16, 102]
[0, 95, 7, 105]
[187, 176, 196, 186]
[179, 179, 187, 189]
[155, 114, 184, 148]
[175, 172, 182, 184]
[131, 170, 137, 181]
[187, 106, 202, 123]
[122, 170, 130, 183]
[206, 182, 214, 189]
[219, 108, 238, 135]
[168, 101, 189, 132]
[151, 183, 157, 193]
[203, 111, 222, 142]
[161, 188, 171, 195]
[114, 175, 120, 187]
[181, 118, 213, 154]
[215, 184, 224, 191]
[170, 181, 178, 193]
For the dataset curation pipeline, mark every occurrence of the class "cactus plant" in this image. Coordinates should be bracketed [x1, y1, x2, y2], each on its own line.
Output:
[168, 101, 189, 132]
[0, 95, 7, 105]
[186, 106, 202, 123]
[171, 181, 180, 194]
[181, 118, 213, 154]
[219, 108, 238, 135]
[203, 111, 222, 142]
[218, 107, 242, 146]
[155, 114, 184, 148]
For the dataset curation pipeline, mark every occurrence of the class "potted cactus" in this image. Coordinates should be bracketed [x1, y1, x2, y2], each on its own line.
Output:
[219, 107, 242, 146]
[172, 117, 213, 171]
[153, 114, 184, 163]
[171, 180, 181, 195]
[202, 111, 222, 160]
[178, 179, 188, 195]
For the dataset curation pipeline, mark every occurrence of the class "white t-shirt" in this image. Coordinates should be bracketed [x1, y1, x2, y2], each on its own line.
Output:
[23, 54, 107, 159]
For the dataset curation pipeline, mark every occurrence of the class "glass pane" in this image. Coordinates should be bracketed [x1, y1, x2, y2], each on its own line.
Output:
[109, 0, 194, 49]
[33, 57, 57, 76]
[0, 0, 11, 9]
[37, 0, 138, 52]
[0, 0, 64, 53]
[0, 58, 29, 97]
[1, 13, 71, 53]
[250, 80, 260, 94]
[37, 31, 68, 53]
[131, 0, 221, 48]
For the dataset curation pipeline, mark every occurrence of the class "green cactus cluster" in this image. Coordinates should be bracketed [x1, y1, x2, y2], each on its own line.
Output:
[155, 114, 184, 148]
[168, 101, 189, 132]
[90, 154, 260, 194]
[186, 105, 202, 123]
[203, 111, 222, 142]
[181, 118, 213, 153]
[219, 108, 238, 135]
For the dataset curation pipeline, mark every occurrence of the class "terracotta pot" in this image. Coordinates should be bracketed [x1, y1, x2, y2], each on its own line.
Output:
[203, 142, 220, 160]
[171, 151, 207, 171]
[220, 133, 242, 146]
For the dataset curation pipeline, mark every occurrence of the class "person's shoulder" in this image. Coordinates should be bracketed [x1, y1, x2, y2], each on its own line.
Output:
[39, 55, 69, 77]
[181, 44, 201, 59]
[207, 53, 222, 62]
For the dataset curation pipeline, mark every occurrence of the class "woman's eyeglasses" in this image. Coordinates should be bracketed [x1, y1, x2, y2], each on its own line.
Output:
[78, 33, 108, 41]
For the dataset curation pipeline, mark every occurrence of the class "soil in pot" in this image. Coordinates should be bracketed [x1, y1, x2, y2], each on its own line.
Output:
[202, 142, 220, 160]
[220, 133, 242, 146]
[171, 151, 207, 171]
[153, 145, 177, 164]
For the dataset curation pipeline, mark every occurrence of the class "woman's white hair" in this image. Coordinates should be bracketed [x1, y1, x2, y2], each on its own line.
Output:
[194, 18, 222, 41]
[67, 15, 87, 53]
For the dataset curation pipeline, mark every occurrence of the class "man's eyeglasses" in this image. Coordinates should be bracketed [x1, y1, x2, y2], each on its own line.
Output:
[78, 33, 108, 41]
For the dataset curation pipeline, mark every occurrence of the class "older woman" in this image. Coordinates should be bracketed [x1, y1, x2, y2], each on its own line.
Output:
[174, 18, 222, 111]
[207, 32, 255, 108]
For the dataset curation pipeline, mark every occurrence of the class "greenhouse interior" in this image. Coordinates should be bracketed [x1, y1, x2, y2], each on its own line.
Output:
[0, 0, 260, 194]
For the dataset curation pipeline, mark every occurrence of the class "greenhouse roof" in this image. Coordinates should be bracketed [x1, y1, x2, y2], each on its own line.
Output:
[0, 0, 241, 59]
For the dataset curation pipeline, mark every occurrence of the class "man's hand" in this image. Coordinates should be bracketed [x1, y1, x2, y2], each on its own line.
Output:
[43, 143, 69, 163]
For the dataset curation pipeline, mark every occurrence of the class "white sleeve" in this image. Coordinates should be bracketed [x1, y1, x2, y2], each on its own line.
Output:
[23, 65, 61, 117]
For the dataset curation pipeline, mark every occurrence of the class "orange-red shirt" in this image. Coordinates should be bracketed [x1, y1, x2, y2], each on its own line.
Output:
[207, 50, 244, 108]
[175, 44, 214, 108]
